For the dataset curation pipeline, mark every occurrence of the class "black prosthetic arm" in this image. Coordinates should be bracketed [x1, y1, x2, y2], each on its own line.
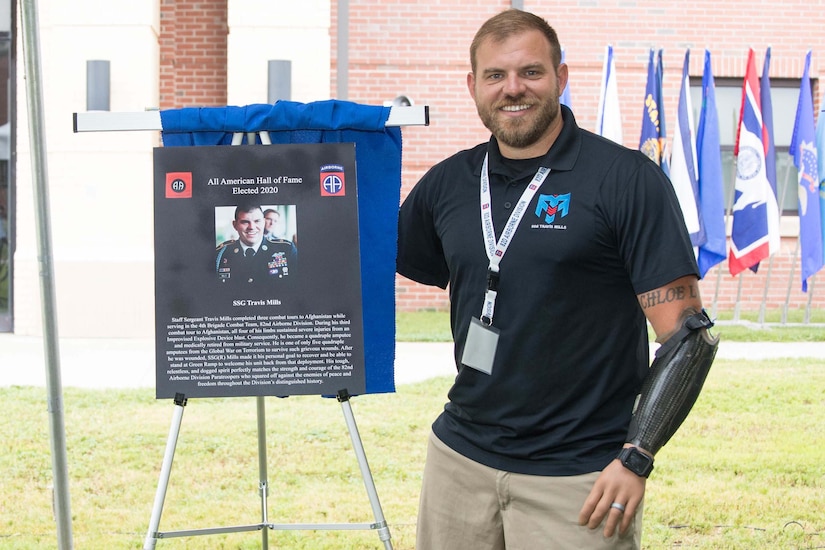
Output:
[625, 310, 719, 456]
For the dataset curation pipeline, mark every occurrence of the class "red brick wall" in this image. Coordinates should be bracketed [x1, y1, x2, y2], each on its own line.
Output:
[159, 0, 228, 109]
[331, 0, 825, 314]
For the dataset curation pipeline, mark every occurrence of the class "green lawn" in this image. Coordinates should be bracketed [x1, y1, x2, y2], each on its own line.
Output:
[396, 309, 825, 342]
[1, 310, 823, 548]
[2, 355, 824, 548]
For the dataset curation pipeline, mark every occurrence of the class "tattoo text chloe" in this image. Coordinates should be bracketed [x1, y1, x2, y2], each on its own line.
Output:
[638, 285, 698, 309]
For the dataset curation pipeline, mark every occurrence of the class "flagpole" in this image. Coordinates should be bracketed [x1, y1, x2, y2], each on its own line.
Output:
[714, 155, 737, 320]
[759, 163, 794, 324]
[804, 275, 815, 323]
[775, 161, 796, 323]
[727, 106, 743, 322]
[758, 259, 772, 323]
[734, 270, 744, 322]
[712, 133, 742, 322]
[782, 236, 799, 324]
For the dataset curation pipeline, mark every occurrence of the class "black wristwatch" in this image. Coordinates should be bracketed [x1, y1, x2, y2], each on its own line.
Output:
[618, 447, 654, 478]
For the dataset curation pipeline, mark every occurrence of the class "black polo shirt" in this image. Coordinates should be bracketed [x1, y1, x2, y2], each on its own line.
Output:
[397, 106, 698, 476]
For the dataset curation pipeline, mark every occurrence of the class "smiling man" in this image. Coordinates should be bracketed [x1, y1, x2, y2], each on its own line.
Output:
[216, 203, 297, 286]
[467, 19, 566, 160]
[397, 9, 718, 550]
[234, 205, 266, 249]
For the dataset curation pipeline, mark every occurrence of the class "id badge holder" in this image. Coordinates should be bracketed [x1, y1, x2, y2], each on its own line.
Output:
[461, 317, 500, 375]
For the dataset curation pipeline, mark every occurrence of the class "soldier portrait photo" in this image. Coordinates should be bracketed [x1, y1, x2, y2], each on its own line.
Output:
[215, 203, 298, 286]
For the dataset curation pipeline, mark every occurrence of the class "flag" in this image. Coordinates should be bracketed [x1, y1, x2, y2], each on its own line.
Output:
[560, 49, 572, 109]
[696, 49, 727, 277]
[816, 88, 825, 267]
[639, 49, 663, 166]
[729, 48, 780, 276]
[789, 50, 824, 291]
[669, 49, 702, 250]
[657, 49, 670, 176]
[596, 45, 623, 144]
[761, 48, 778, 207]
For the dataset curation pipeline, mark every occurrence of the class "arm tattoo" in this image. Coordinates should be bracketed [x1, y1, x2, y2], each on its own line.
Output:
[638, 281, 699, 310]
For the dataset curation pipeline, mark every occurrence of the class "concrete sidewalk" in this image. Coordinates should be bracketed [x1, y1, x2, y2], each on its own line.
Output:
[0, 336, 458, 389]
[1, 334, 823, 389]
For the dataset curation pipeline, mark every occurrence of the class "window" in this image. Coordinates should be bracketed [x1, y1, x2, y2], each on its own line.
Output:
[690, 77, 803, 216]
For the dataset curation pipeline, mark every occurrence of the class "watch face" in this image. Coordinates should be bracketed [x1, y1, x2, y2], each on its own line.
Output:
[622, 448, 653, 476]
[627, 451, 650, 471]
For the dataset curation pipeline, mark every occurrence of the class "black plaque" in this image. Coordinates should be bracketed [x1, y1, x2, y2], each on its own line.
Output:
[153, 143, 365, 398]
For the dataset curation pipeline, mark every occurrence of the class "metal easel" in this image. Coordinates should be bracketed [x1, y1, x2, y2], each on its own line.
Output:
[142, 389, 392, 549]
[73, 105, 428, 549]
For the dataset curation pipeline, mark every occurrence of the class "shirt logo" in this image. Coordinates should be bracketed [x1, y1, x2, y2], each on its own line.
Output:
[535, 193, 570, 224]
[320, 164, 346, 196]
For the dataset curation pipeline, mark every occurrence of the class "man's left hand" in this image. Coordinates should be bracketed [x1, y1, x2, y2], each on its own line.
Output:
[577, 458, 646, 537]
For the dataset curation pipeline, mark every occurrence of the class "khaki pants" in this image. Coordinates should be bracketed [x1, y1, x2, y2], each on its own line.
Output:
[416, 431, 642, 550]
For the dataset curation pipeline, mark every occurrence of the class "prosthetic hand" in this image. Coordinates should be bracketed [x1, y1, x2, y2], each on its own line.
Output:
[625, 310, 719, 462]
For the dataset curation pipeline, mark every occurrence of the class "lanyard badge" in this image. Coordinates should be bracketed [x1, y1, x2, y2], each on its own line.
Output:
[461, 153, 550, 375]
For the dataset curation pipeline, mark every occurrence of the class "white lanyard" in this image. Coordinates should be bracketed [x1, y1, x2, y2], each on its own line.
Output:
[479, 152, 550, 324]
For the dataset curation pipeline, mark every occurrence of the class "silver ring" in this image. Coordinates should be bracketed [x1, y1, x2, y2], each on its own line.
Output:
[610, 502, 626, 513]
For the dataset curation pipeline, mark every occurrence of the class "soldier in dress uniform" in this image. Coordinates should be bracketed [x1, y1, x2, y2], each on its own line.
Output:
[216, 204, 297, 285]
